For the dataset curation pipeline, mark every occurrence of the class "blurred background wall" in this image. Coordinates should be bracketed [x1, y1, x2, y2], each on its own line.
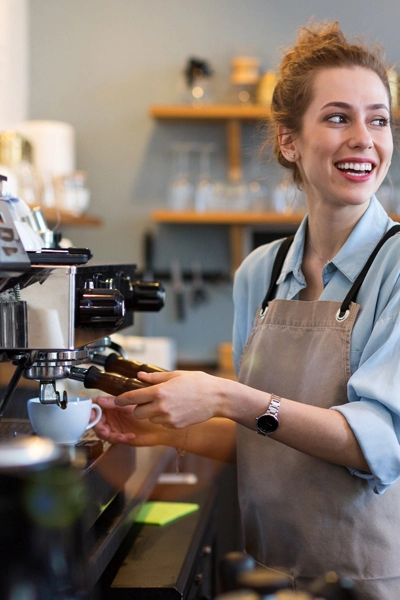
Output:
[9, 0, 400, 363]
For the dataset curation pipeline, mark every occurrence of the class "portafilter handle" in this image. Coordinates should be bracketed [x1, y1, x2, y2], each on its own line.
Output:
[91, 352, 167, 378]
[68, 365, 151, 396]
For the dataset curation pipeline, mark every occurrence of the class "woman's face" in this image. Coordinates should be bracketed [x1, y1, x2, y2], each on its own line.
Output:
[293, 66, 393, 212]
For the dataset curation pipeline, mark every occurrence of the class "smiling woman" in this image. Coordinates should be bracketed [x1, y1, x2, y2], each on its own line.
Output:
[93, 21, 400, 599]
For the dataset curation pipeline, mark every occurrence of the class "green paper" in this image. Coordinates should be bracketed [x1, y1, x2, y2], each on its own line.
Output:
[134, 501, 199, 526]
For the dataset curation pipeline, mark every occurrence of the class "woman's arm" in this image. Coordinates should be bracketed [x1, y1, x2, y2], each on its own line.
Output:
[181, 418, 237, 463]
[93, 395, 237, 463]
[272, 398, 369, 472]
[114, 370, 370, 472]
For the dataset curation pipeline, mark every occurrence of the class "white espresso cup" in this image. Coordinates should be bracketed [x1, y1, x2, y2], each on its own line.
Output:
[27, 396, 102, 445]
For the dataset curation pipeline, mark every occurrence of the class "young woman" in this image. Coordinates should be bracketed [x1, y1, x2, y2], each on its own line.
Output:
[94, 22, 400, 598]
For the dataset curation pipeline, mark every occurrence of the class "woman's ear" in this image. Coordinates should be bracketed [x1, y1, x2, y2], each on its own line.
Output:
[278, 126, 297, 160]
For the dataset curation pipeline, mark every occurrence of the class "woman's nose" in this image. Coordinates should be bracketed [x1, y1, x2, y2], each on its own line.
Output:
[348, 120, 373, 149]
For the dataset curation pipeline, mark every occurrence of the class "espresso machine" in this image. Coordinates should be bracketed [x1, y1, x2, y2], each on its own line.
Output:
[0, 254, 164, 412]
[0, 185, 171, 597]
[0, 201, 165, 414]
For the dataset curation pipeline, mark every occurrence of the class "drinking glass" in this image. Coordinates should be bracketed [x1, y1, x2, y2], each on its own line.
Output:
[167, 142, 194, 211]
[194, 143, 215, 212]
[271, 180, 306, 213]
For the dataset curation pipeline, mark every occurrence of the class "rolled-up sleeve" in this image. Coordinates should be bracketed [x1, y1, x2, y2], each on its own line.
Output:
[331, 311, 400, 494]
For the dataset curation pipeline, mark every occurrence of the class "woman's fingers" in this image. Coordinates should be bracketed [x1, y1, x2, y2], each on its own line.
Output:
[107, 431, 136, 444]
[137, 370, 179, 384]
[93, 420, 111, 438]
[114, 371, 186, 407]
[113, 370, 219, 428]
[113, 370, 184, 405]
[95, 395, 136, 412]
[93, 396, 116, 407]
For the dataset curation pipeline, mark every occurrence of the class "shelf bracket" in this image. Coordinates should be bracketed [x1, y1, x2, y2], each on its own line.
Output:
[226, 119, 242, 183]
[229, 224, 244, 276]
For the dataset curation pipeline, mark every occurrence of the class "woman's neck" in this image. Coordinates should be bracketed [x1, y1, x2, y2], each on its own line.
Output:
[305, 201, 369, 263]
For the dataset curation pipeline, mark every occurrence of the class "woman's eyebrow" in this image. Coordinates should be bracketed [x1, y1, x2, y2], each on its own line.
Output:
[321, 101, 389, 111]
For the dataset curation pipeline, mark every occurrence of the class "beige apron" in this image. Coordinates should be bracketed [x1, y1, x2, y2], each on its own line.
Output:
[237, 228, 400, 599]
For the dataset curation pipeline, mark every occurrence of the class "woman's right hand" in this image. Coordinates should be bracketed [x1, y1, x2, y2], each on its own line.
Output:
[92, 396, 183, 448]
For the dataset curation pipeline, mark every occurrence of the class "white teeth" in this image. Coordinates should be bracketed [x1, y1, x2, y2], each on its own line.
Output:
[336, 162, 373, 172]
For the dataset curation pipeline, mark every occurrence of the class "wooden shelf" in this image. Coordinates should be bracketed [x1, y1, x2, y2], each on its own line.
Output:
[149, 104, 271, 120]
[37, 207, 103, 227]
[151, 209, 303, 225]
[149, 103, 270, 182]
[153, 209, 400, 226]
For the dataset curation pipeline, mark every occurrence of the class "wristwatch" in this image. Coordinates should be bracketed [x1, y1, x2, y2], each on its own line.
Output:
[256, 394, 281, 436]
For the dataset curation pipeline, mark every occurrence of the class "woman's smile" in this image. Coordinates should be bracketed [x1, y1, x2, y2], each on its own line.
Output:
[335, 158, 375, 181]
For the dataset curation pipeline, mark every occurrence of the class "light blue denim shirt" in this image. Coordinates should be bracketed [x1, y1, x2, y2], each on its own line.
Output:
[233, 195, 400, 494]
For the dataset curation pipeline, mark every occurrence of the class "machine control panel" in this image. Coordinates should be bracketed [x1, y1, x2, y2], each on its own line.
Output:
[0, 198, 30, 278]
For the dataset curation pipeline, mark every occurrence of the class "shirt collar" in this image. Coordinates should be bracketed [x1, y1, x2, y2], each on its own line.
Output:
[277, 196, 392, 285]
[276, 217, 307, 285]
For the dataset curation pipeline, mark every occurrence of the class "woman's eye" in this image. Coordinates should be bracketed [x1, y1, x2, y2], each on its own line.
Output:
[326, 114, 346, 124]
[371, 117, 390, 127]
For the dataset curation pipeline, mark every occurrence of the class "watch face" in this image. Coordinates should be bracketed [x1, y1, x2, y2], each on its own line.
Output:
[257, 414, 279, 435]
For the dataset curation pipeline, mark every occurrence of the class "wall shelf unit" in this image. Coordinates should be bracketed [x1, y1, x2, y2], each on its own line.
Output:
[149, 104, 270, 182]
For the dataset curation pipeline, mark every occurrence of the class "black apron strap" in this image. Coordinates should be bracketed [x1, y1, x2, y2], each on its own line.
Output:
[338, 224, 400, 318]
[260, 225, 400, 319]
[261, 235, 295, 313]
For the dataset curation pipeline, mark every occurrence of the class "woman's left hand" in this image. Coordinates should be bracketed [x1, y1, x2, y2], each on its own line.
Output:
[114, 370, 226, 429]
[92, 395, 179, 447]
